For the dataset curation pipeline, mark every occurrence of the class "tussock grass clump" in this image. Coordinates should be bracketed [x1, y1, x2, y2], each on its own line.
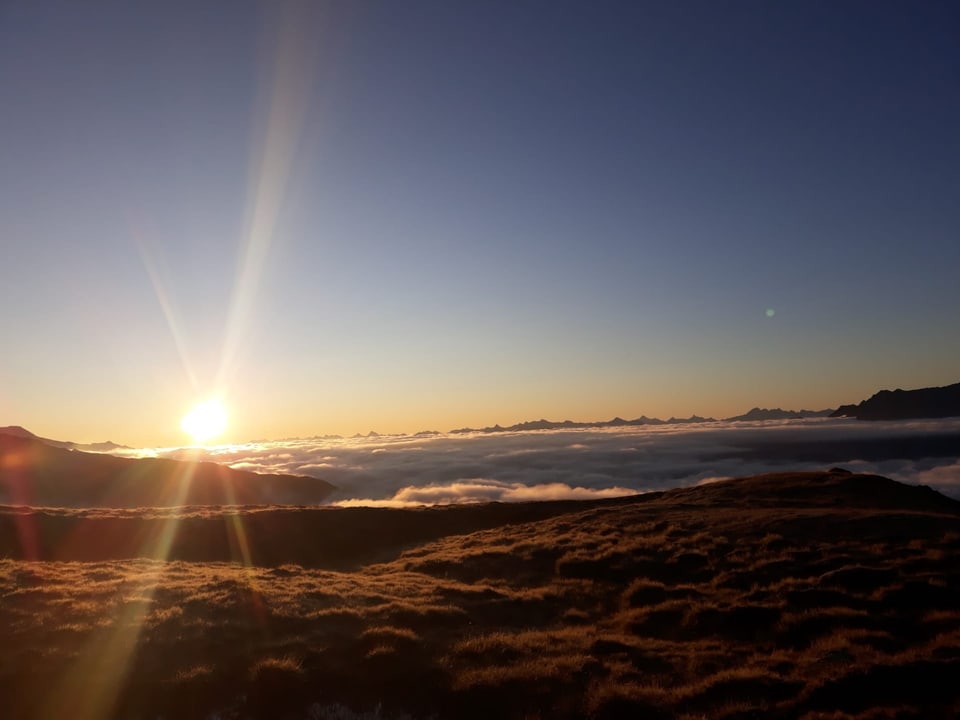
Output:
[622, 578, 670, 607]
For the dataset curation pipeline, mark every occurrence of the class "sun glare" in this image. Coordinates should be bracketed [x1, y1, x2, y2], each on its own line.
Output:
[180, 399, 228, 444]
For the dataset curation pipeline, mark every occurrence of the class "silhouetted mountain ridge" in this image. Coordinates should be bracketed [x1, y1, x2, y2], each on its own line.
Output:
[722, 408, 834, 422]
[0, 433, 335, 507]
[0, 425, 129, 452]
[447, 409, 841, 434]
[830, 382, 960, 420]
[449, 414, 714, 434]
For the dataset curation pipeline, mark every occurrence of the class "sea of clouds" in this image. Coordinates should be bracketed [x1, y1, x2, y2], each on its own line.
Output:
[118, 417, 960, 505]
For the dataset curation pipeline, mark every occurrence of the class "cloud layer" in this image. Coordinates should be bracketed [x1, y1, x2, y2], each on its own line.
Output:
[121, 418, 960, 505]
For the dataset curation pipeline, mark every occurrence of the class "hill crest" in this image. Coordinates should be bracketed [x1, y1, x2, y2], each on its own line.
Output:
[0, 432, 335, 508]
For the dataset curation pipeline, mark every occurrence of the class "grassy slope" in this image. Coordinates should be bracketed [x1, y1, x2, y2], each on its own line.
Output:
[0, 433, 335, 507]
[1, 469, 959, 719]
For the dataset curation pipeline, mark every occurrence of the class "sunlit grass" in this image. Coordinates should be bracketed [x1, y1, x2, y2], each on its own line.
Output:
[1, 471, 959, 718]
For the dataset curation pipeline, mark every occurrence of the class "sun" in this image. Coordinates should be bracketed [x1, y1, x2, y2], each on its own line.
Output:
[180, 399, 228, 444]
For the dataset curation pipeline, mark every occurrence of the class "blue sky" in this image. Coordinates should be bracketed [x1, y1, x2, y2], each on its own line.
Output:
[1, 1, 958, 445]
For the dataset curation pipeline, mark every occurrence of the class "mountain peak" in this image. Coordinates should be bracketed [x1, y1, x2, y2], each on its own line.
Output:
[724, 408, 834, 422]
[830, 381, 960, 420]
[0, 426, 38, 439]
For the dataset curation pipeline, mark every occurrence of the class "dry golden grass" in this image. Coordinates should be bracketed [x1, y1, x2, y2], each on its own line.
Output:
[1, 469, 958, 719]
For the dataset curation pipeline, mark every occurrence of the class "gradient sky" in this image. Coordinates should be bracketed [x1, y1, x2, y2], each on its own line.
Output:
[1, 1, 958, 446]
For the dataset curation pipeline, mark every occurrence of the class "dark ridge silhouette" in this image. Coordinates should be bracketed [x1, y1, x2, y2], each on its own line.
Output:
[0, 425, 129, 451]
[832, 403, 860, 417]
[831, 381, 960, 420]
[722, 407, 834, 422]
[0, 433, 335, 508]
[449, 414, 713, 434]
[448, 408, 840, 434]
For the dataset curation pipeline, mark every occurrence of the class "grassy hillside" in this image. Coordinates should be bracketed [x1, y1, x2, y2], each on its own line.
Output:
[1, 469, 958, 719]
[0, 433, 335, 507]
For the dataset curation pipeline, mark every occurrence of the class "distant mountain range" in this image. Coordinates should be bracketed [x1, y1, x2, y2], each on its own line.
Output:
[449, 415, 715, 434]
[5, 380, 958, 458]
[446, 381, 960, 434]
[723, 407, 835, 422]
[0, 432, 335, 507]
[0, 425, 129, 452]
[448, 409, 835, 434]
[831, 381, 960, 421]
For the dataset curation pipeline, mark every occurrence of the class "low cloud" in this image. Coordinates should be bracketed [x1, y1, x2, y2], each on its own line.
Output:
[908, 462, 960, 498]
[841, 458, 960, 499]
[334, 478, 640, 507]
[119, 418, 960, 505]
